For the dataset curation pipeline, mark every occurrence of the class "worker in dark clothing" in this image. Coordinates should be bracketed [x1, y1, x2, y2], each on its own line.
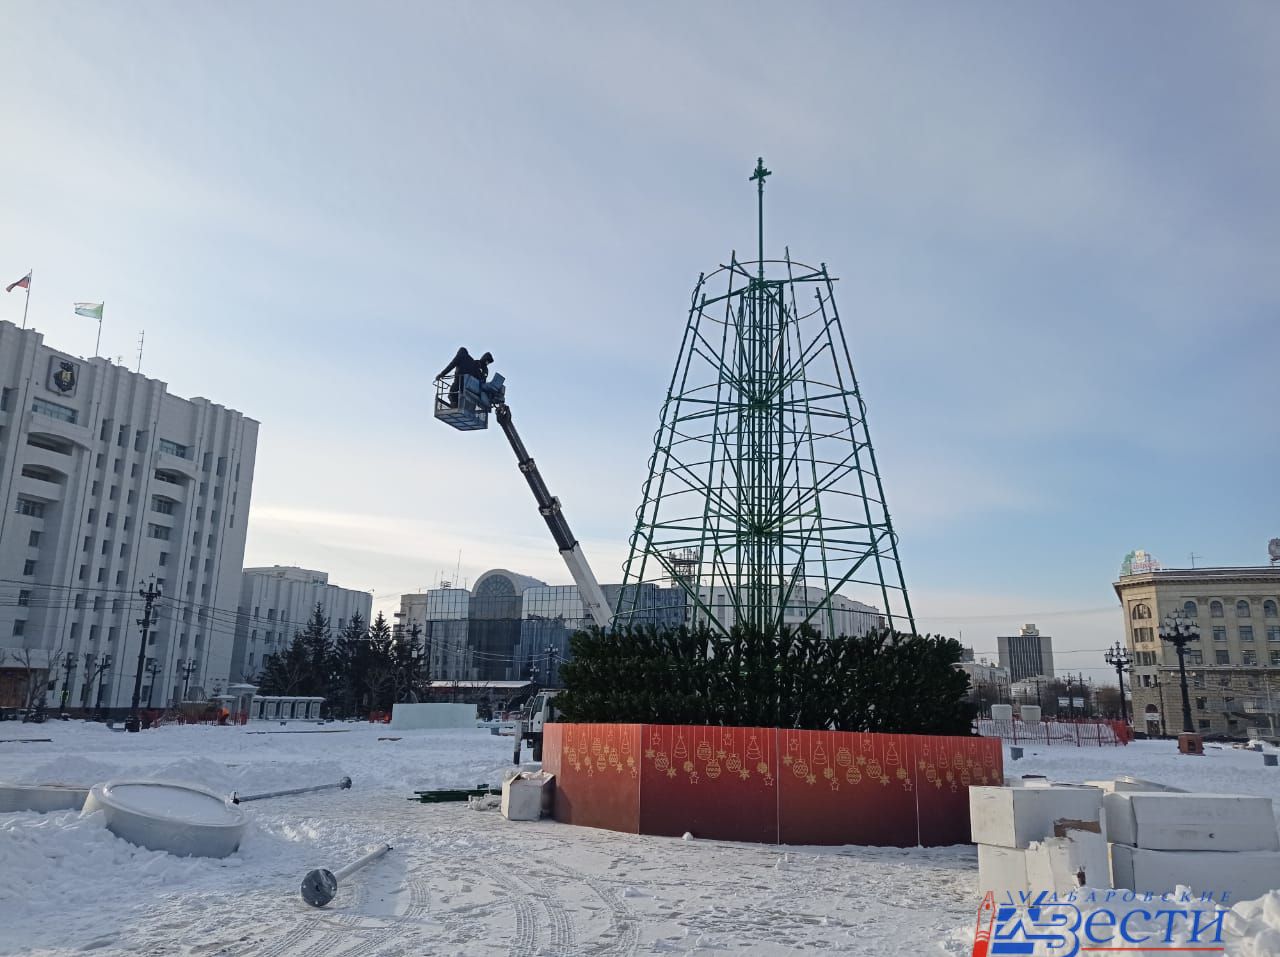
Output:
[438, 347, 486, 408]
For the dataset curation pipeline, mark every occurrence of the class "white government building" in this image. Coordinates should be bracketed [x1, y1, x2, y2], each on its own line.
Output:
[230, 565, 372, 681]
[0, 319, 258, 711]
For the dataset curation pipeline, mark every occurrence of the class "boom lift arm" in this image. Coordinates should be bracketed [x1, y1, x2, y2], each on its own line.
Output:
[492, 402, 614, 629]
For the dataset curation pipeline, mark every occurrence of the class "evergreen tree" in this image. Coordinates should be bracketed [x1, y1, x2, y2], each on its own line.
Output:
[298, 604, 334, 704]
[392, 622, 429, 703]
[331, 612, 368, 717]
[363, 612, 396, 713]
[258, 633, 310, 696]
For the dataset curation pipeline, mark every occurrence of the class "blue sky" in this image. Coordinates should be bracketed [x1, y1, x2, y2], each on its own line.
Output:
[2, 3, 1277, 683]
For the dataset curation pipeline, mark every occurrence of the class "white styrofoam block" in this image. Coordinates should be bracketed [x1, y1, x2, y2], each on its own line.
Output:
[389, 703, 477, 730]
[1019, 705, 1042, 723]
[1024, 830, 1110, 892]
[991, 704, 1014, 722]
[1085, 777, 1183, 794]
[1111, 844, 1280, 901]
[501, 771, 554, 821]
[978, 844, 1029, 898]
[970, 785, 1103, 849]
[1104, 792, 1279, 852]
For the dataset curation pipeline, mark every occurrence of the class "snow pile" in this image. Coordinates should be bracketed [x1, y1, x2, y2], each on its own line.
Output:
[1226, 892, 1280, 956]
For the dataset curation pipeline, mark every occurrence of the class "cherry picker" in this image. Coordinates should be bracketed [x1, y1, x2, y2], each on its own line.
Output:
[433, 359, 612, 628]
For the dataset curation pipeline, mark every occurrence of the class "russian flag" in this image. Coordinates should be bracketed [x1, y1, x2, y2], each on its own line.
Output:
[6, 271, 30, 293]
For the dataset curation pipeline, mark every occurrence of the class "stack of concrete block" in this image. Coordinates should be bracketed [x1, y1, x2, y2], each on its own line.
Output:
[1105, 792, 1280, 901]
[972, 784, 1108, 897]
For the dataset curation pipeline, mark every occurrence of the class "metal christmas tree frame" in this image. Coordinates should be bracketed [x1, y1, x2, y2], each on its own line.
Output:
[617, 159, 915, 637]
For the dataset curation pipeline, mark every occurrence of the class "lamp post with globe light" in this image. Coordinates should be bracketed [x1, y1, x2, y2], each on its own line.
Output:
[1104, 642, 1133, 725]
[1159, 613, 1200, 734]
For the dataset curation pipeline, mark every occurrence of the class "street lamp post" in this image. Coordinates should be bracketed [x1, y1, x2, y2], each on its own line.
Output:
[1104, 642, 1133, 725]
[1159, 613, 1201, 734]
[145, 660, 161, 709]
[1153, 673, 1168, 738]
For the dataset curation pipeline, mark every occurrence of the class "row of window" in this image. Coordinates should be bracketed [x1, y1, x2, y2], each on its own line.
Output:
[31, 397, 77, 424]
[1132, 599, 1280, 621]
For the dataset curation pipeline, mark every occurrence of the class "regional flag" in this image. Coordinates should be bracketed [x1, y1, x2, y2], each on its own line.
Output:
[5, 271, 30, 293]
[74, 302, 104, 320]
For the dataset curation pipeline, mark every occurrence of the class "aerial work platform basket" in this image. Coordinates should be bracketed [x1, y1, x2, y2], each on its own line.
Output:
[434, 373, 493, 431]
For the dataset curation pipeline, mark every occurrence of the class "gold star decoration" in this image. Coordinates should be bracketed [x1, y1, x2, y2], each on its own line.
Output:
[782, 755, 793, 766]
[644, 748, 655, 759]
[667, 767, 677, 778]
[805, 773, 816, 785]
[689, 772, 699, 784]
[829, 781, 840, 792]
[739, 770, 750, 780]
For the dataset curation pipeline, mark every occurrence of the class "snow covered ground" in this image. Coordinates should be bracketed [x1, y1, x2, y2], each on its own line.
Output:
[3, 723, 1280, 956]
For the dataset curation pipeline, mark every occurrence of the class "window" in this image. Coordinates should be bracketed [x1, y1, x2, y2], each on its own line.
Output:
[12, 620, 24, 637]
[1183, 600, 1198, 618]
[154, 470, 181, 485]
[101, 539, 111, 555]
[28, 530, 40, 547]
[1266, 600, 1278, 619]
[96, 568, 105, 583]
[151, 496, 175, 515]
[1188, 650, 1203, 665]
[112, 599, 121, 612]
[105, 512, 114, 527]
[117, 424, 128, 447]
[115, 571, 124, 586]
[1213, 626, 1227, 642]
[109, 485, 118, 500]
[1195, 696, 1207, 710]
[17, 590, 30, 607]
[217, 456, 226, 477]
[1133, 627, 1154, 643]
[87, 508, 96, 523]
[135, 429, 146, 450]
[83, 535, 91, 552]
[1243, 650, 1258, 666]
[1237, 600, 1252, 618]
[130, 463, 138, 478]
[1199, 719, 1211, 730]
[159, 439, 190, 459]
[112, 458, 122, 474]
[107, 627, 117, 643]
[15, 497, 45, 518]
[123, 517, 131, 531]
[31, 397, 77, 423]
[1241, 625, 1255, 642]
[1216, 649, 1230, 665]
[1271, 651, 1280, 666]
[1269, 626, 1280, 643]
[78, 564, 86, 581]
[1211, 601, 1224, 618]
[0, 386, 10, 411]
[119, 543, 128, 558]
[147, 524, 171, 541]
[22, 559, 36, 576]
[1193, 672, 1206, 688]
[159, 552, 168, 567]
[1131, 603, 1152, 620]
[93, 596, 103, 611]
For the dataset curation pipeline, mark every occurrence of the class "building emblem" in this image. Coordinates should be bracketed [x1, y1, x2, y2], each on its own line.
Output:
[48, 357, 79, 397]
[1269, 538, 1280, 564]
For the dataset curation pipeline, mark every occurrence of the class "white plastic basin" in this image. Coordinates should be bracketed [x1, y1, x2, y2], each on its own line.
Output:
[82, 781, 247, 858]
[0, 783, 90, 813]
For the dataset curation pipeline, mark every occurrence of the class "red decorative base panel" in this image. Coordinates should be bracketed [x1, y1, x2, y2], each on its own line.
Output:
[542, 723, 1002, 847]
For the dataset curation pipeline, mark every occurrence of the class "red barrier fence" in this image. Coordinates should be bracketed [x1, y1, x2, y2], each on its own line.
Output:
[544, 723, 1004, 847]
[974, 718, 1131, 746]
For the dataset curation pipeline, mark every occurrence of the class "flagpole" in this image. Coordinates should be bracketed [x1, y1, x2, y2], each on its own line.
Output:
[95, 301, 103, 358]
[20, 270, 31, 330]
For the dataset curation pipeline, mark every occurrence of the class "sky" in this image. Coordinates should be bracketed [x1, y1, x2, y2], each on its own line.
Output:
[1, 2, 1277, 685]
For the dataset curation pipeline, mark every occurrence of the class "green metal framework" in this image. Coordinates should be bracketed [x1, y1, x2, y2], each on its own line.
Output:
[617, 159, 915, 637]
